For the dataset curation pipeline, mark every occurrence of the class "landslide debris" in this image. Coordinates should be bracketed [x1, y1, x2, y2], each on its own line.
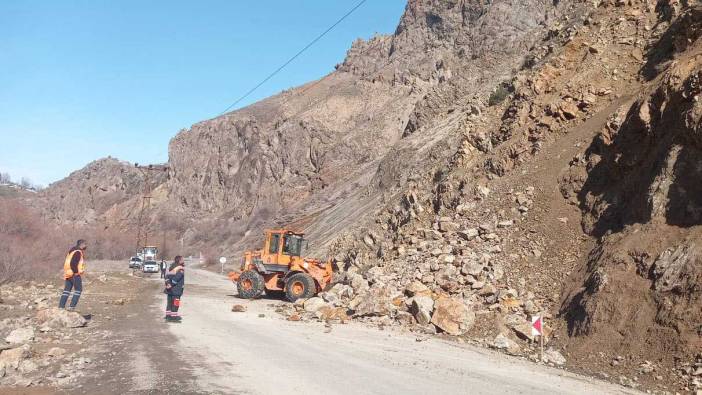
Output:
[312, 1, 702, 393]
[19, 1, 702, 392]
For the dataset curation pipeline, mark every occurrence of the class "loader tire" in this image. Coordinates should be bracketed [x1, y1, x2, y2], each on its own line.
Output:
[237, 270, 264, 299]
[285, 273, 316, 302]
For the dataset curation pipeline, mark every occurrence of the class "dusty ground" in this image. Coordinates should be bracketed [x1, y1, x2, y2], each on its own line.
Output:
[0, 261, 201, 394]
[164, 263, 638, 394]
[1, 260, 641, 394]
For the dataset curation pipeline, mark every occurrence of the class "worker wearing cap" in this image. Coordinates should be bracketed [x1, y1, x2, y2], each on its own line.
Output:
[164, 256, 185, 322]
[59, 239, 87, 310]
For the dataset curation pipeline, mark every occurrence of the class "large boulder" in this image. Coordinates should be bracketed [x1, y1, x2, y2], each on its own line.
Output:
[461, 262, 483, 277]
[35, 308, 87, 328]
[492, 333, 521, 354]
[319, 283, 354, 305]
[408, 296, 434, 325]
[347, 272, 370, 293]
[430, 297, 475, 336]
[404, 281, 431, 297]
[303, 297, 328, 313]
[0, 344, 31, 370]
[350, 285, 395, 317]
[5, 327, 35, 344]
[19, 359, 38, 374]
[512, 321, 536, 341]
[544, 348, 566, 366]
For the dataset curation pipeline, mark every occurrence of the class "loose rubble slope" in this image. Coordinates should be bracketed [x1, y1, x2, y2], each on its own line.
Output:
[309, 1, 701, 393]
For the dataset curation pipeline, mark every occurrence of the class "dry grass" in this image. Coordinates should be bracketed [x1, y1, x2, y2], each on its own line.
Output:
[0, 199, 134, 284]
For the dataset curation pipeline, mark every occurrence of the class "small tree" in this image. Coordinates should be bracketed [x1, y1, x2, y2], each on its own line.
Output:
[20, 177, 32, 189]
[488, 85, 510, 106]
[0, 172, 10, 184]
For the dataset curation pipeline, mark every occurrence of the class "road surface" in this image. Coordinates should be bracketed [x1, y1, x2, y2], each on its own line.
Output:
[155, 265, 637, 395]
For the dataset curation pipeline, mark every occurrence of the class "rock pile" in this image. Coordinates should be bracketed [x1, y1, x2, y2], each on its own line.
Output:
[0, 281, 92, 388]
[327, 184, 551, 352]
[274, 292, 351, 324]
[678, 354, 702, 394]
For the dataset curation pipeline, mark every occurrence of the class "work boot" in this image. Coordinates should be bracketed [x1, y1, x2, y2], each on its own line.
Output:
[173, 316, 182, 322]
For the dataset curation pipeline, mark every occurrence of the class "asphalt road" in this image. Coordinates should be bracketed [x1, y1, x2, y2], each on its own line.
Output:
[158, 266, 638, 395]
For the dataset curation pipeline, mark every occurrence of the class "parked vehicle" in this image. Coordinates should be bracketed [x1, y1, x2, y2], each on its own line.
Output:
[137, 246, 159, 262]
[142, 260, 159, 274]
[129, 256, 143, 269]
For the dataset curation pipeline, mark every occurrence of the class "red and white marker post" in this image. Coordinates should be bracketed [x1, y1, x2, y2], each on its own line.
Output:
[531, 315, 544, 361]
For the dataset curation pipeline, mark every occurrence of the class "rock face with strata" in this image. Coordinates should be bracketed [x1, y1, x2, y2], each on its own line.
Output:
[31, 0, 579, 259]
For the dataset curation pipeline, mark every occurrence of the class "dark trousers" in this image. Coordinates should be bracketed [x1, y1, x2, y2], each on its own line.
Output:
[160, 269, 166, 278]
[166, 294, 181, 316]
[59, 275, 82, 309]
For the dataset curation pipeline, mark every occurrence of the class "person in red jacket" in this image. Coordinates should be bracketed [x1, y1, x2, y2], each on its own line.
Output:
[59, 239, 87, 310]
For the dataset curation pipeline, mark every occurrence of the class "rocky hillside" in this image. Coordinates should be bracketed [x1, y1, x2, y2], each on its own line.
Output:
[25, 0, 702, 392]
[161, 0, 580, 255]
[34, 0, 583, 255]
[316, 1, 701, 392]
[28, 157, 167, 230]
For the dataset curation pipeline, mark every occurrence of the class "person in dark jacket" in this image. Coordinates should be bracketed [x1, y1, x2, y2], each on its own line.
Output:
[59, 239, 87, 310]
[159, 260, 167, 278]
[164, 256, 185, 322]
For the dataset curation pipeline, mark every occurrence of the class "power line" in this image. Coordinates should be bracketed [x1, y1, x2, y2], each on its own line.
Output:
[277, 36, 401, 126]
[218, 0, 368, 116]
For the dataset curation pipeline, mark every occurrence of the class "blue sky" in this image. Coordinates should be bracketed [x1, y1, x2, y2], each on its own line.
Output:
[0, 0, 405, 186]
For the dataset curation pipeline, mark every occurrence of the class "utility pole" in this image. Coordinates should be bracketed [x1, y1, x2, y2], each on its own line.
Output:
[162, 229, 167, 260]
[134, 163, 168, 257]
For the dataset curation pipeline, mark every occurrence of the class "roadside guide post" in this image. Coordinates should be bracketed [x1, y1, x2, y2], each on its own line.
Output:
[219, 256, 227, 274]
[532, 315, 544, 361]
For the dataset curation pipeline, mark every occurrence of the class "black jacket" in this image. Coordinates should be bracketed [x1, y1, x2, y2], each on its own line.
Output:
[165, 270, 184, 296]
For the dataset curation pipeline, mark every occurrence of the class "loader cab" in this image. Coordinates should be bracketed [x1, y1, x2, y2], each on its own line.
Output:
[262, 229, 305, 265]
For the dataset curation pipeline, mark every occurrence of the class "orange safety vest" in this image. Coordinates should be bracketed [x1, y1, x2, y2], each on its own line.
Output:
[63, 249, 85, 279]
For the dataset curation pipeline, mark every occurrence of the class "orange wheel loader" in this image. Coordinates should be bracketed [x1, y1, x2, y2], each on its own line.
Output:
[227, 229, 334, 302]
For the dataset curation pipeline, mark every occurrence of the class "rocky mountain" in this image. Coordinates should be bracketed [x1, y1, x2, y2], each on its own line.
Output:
[29, 157, 166, 227]
[26, 0, 702, 391]
[36, 0, 579, 253]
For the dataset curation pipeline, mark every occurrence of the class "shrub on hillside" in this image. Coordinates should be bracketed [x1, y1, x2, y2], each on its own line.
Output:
[0, 199, 66, 283]
[488, 82, 514, 106]
[0, 199, 135, 283]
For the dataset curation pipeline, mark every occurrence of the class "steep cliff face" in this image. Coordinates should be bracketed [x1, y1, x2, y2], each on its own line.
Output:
[163, 0, 573, 254]
[573, 10, 702, 236]
[33, 2, 574, 255]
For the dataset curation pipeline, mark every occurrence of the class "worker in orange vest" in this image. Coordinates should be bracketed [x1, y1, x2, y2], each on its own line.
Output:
[59, 239, 87, 310]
